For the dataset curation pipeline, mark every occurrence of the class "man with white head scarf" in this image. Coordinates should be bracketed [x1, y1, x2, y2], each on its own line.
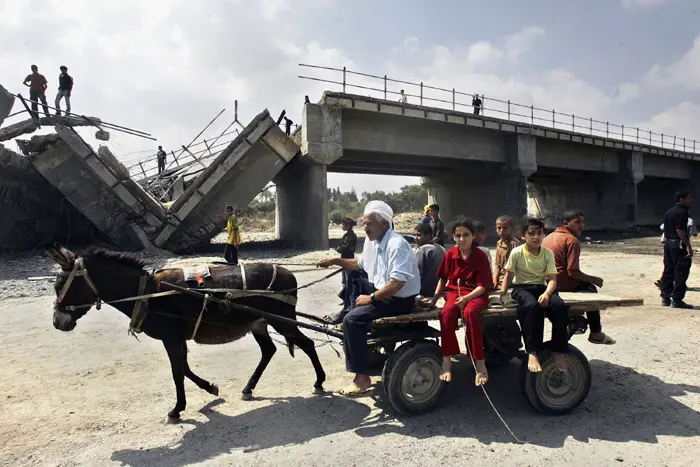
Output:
[318, 200, 421, 396]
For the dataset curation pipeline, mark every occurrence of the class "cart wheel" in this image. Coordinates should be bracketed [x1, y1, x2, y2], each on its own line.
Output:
[382, 340, 448, 416]
[520, 343, 591, 415]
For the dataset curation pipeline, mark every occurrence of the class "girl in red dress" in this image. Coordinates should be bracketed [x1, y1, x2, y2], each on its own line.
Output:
[431, 217, 493, 386]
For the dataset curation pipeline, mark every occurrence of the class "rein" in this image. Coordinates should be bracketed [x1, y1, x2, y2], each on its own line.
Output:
[54, 258, 342, 335]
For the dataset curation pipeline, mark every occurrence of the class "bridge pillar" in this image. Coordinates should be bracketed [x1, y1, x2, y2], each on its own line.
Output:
[274, 155, 328, 249]
[528, 151, 644, 230]
[424, 134, 536, 235]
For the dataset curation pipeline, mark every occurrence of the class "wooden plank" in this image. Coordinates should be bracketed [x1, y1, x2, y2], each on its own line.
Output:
[372, 292, 644, 325]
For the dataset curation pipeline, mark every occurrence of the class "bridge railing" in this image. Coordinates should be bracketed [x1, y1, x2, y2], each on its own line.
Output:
[298, 63, 698, 155]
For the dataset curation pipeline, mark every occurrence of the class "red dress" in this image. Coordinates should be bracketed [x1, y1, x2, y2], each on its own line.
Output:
[436, 246, 493, 359]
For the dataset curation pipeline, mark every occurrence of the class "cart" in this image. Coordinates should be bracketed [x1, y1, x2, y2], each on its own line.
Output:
[166, 281, 642, 417]
[339, 292, 642, 416]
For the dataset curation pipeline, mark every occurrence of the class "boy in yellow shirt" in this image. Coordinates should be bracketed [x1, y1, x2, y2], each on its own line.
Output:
[500, 217, 568, 373]
[224, 205, 241, 265]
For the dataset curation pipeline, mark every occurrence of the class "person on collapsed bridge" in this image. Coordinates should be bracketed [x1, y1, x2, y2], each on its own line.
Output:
[317, 200, 421, 397]
[542, 210, 615, 345]
[431, 217, 492, 386]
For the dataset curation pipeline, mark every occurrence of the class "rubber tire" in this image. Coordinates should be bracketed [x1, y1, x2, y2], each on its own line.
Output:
[521, 342, 592, 415]
[382, 340, 449, 416]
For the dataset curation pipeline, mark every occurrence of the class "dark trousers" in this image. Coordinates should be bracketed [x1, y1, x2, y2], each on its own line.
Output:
[573, 281, 602, 333]
[29, 90, 50, 118]
[474, 107, 481, 115]
[157, 158, 166, 174]
[513, 285, 568, 354]
[223, 244, 238, 265]
[343, 292, 416, 373]
[661, 240, 691, 301]
[342, 270, 372, 312]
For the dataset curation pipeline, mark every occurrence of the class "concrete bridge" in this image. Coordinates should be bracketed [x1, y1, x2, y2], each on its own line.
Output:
[291, 91, 700, 248]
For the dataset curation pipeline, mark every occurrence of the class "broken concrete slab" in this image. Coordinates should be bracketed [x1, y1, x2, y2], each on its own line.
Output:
[0, 85, 14, 128]
[154, 109, 299, 252]
[29, 125, 166, 250]
[0, 115, 102, 142]
[0, 142, 103, 251]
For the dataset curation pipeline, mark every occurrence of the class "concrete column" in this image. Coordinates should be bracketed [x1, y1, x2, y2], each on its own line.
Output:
[275, 155, 328, 249]
[616, 151, 644, 229]
[301, 102, 343, 164]
[422, 135, 537, 234]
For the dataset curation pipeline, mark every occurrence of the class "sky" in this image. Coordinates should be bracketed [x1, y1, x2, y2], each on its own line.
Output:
[2, 0, 700, 196]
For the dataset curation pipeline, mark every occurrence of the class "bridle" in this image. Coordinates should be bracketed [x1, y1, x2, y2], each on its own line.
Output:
[56, 257, 103, 311]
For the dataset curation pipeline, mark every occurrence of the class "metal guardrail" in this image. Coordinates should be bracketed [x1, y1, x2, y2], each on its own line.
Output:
[298, 63, 699, 155]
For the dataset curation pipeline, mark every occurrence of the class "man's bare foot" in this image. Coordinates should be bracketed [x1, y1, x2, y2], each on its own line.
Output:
[353, 374, 372, 391]
[474, 359, 488, 386]
[440, 356, 453, 382]
[527, 353, 542, 372]
[553, 352, 568, 372]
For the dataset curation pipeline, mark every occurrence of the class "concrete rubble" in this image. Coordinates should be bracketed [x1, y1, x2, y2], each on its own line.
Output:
[0, 85, 14, 128]
[0, 108, 300, 254]
[0, 142, 103, 252]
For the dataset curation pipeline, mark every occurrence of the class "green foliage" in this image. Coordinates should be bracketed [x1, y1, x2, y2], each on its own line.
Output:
[245, 184, 428, 223]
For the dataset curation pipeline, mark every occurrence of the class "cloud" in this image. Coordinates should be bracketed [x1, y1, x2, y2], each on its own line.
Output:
[631, 101, 700, 147]
[504, 26, 546, 62]
[621, 0, 668, 8]
[647, 35, 700, 89]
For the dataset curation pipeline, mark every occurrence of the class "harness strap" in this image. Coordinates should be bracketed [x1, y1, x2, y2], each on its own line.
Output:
[191, 294, 209, 340]
[128, 275, 150, 334]
[267, 264, 278, 291]
[62, 290, 180, 311]
[240, 263, 247, 290]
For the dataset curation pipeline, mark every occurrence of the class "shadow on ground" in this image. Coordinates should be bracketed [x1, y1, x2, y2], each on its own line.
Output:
[112, 359, 700, 466]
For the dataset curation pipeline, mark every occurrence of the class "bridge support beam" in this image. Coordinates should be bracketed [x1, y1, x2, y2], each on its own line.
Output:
[424, 133, 537, 234]
[275, 155, 328, 249]
[528, 151, 644, 230]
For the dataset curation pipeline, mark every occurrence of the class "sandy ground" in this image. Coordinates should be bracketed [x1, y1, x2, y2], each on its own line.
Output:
[2, 238, 700, 466]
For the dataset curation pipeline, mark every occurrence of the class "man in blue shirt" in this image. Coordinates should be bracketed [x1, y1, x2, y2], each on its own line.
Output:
[318, 200, 421, 397]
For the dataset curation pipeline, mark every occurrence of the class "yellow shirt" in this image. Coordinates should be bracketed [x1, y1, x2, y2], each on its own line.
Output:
[227, 214, 242, 245]
[504, 244, 557, 285]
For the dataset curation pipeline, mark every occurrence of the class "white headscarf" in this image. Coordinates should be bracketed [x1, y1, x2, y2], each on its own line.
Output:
[364, 200, 393, 225]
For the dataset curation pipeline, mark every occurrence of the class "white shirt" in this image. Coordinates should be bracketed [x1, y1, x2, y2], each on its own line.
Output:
[358, 229, 421, 297]
[399, 94, 407, 104]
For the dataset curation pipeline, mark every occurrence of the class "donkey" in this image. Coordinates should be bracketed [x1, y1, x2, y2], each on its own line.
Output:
[44, 243, 326, 421]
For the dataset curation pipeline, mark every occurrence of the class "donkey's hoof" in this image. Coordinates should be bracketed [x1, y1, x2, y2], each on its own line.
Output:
[209, 383, 219, 396]
[166, 414, 181, 424]
[241, 392, 253, 401]
[313, 386, 325, 395]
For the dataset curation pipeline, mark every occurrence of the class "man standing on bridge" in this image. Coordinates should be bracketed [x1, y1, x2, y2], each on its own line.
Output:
[317, 200, 421, 397]
[156, 146, 167, 174]
[23, 64, 50, 119]
[472, 93, 482, 115]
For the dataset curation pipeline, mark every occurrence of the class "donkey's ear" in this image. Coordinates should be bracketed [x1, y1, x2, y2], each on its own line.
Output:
[44, 243, 75, 269]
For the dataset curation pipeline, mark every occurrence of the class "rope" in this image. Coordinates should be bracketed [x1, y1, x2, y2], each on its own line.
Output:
[458, 279, 524, 444]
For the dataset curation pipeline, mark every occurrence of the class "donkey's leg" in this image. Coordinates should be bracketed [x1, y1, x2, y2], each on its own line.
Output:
[182, 342, 219, 396]
[163, 340, 187, 421]
[242, 320, 277, 401]
[273, 324, 326, 394]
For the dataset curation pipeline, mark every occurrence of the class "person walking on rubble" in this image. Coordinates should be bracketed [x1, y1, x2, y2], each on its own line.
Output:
[224, 205, 242, 265]
[55, 66, 73, 116]
[156, 146, 167, 174]
[23, 65, 50, 119]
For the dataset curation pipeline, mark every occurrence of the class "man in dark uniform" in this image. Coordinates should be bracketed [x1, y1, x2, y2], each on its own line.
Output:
[661, 191, 694, 308]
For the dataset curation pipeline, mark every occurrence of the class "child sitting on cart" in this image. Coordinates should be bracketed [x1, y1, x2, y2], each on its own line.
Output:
[430, 217, 492, 386]
[499, 218, 568, 373]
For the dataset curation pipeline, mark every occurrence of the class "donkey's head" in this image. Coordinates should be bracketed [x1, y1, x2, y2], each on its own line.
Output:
[45, 243, 96, 331]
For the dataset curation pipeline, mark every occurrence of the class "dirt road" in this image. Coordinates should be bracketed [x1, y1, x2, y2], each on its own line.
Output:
[1, 244, 700, 466]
